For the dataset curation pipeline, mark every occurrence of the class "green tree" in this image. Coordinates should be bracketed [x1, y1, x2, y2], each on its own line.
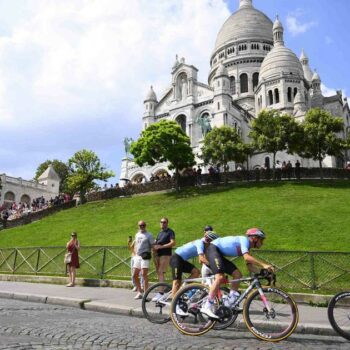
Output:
[35, 159, 69, 193]
[249, 109, 302, 173]
[299, 108, 345, 178]
[201, 126, 249, 184]
[130, 120, 195, 189]
[66, 149, 115, 203]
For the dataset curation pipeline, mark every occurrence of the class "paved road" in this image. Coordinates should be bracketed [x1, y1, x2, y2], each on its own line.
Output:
[0, 299, 348, 349]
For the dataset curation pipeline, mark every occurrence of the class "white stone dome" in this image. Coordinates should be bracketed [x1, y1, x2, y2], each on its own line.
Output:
[145, 86, 157, 102]
[214, 1, 273, 50]
[259, 46, 304, 81]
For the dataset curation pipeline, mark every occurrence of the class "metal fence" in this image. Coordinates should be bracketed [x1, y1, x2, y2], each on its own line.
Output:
[0, 246, 349, 293]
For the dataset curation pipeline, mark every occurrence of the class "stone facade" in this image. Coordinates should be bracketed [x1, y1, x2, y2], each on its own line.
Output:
[120, 0, 350, 185]
[0, 165, 60, 207]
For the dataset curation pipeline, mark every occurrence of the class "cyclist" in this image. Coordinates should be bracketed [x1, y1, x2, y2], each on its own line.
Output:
[201, 228, 274, 319]
[170, 227, 219, 316]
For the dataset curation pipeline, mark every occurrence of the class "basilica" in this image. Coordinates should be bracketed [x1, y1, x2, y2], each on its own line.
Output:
[120, 0, 350, 185]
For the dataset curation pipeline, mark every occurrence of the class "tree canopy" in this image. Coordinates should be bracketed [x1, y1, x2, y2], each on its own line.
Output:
[249, 109, 302, 168]
[299, 108, 345, 172]
[201, 126, 249, 183]
[35, 159, 69, 193]
[67, 149, 114, 203]
[130, 120, 195, 182]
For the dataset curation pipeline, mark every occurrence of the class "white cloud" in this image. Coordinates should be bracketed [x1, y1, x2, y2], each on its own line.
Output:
[0, 0, 230, 179]
[286, 9, 317, 36]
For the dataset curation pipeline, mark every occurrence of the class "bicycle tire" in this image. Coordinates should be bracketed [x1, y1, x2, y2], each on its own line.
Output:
[170, 283, 217, 336]
[212, 286, 239, 330]
[243, 287, 298, 342]
[142, 282, 172, 324]
[328, 291, 350, 340]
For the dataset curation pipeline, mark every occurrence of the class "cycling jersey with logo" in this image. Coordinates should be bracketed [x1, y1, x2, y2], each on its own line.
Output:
[212, 236, 250, 257]
[174, 239, 205, 261]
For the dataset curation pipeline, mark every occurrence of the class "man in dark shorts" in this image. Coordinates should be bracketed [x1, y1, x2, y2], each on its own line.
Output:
[152, 217, 175, 301]
[201, 228, 274, 319]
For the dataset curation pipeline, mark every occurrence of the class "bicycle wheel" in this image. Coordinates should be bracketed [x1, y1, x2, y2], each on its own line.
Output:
[243, 287, 298, 342]
[142, 282, 172, 324]
[328, 291, 350, 340]
[213, 286, 239, 330]
[170, 283, 217, 336]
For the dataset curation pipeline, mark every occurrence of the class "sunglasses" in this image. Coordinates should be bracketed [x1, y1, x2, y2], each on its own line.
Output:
[139, 224, 146, 227]
[160, 221, 167, 224]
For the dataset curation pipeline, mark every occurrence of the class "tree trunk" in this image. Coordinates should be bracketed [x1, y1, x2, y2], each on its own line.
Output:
[273, 152, 276, 180]
[223, 164, 228, 186]
[319, 158, 323, 179]
[175, 168, 180, 192]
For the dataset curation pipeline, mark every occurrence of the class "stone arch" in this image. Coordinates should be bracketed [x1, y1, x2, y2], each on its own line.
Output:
[274, 88, 280, 104]
[268, 90, 273, 105]
[4, 191, 15, 203]
[175, 114, 186, 132]
[20, 194, 31, 204]
[252, 72, 259, 91]
[240, 73, 248, 93]
[130, 173, 146, 184]
[264, 156, 271, 169]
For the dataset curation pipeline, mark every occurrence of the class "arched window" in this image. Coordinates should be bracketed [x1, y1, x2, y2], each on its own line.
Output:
[230, 76, 236, 95]
[274, 89, 280, 104]
[294, 88, 298, 97]
[240, 73, 248, 93]
[4, 191, 15, 202]
[175, 115, 186, 132]
[287, 87, 292, 102]
[265, 157, 271, 169]
[268, 90, 273, 105]
[252, 73, 259, 90]
[21, 194, 31, 204]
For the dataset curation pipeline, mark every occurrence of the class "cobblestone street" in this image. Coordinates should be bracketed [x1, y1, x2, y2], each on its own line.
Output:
[0, 299, 348, 349]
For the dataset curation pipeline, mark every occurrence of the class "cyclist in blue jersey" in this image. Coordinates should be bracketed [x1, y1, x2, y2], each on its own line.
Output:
[201, 228, 274, 319]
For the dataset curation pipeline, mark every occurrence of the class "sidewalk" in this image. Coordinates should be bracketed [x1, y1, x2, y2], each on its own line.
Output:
[0, 279, 337, 337]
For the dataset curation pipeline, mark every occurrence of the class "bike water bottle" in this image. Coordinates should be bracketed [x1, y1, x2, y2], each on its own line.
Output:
[222, 295, 230, 307]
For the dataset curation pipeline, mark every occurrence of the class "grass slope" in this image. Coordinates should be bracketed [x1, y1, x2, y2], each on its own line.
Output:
[1, 180, 349, 252]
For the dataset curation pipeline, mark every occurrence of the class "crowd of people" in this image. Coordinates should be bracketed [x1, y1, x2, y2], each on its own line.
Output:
[0, 193, 71, 227]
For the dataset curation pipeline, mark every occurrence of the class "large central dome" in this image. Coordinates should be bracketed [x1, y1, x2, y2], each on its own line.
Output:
[215, 0, 273, 51]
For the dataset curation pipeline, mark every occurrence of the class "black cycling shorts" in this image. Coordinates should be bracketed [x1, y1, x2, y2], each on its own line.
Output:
[206, 244, 237, 275]
[170, 254, 196, 280]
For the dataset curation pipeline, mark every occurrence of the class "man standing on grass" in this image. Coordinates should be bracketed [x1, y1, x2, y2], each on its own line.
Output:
[152, 217, 175, 301]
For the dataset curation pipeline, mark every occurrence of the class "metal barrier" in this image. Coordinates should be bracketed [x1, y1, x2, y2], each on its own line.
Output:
[0, 246, 349, 293]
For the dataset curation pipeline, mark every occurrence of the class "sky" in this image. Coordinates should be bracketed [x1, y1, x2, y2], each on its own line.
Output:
[0, 0, 349, 185]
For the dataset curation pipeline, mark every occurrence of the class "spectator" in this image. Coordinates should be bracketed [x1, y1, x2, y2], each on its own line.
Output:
[128, 235, 142, 292]
[65, 232, 80, 287]
[295, 160, 301, 180]
[153, 217, 176, 300]
[132, 220, 154, 299]
[196, 166, 202, 186]
[1, 209, 9, 228]
[286, 160, 293, 180]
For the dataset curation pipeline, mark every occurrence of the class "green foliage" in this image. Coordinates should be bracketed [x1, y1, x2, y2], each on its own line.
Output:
[67, 149, 114, 203]
[201, 126, 249, 183]
[1, 181, 350, 252]
[34, 159, 69, 193]
[130, 120, 195, 187]
[250, 110, 302, 166]
[299, 108, 345, 168]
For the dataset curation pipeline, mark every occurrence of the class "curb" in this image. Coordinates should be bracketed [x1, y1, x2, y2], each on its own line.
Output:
[0, 290, 336, 337]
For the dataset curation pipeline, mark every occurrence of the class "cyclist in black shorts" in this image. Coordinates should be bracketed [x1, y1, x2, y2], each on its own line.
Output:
[201, 228, 274, 319]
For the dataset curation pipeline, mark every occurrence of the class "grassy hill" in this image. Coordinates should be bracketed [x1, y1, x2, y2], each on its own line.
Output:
[1, 180, 350, 252]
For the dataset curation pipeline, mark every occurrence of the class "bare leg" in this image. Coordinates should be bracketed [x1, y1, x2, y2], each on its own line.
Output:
[230, 269, 242, 292]
[133, 267, 142, 292]
[141, 268, 149, 292]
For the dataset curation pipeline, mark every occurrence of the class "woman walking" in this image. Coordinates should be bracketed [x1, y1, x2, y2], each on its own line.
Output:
[66, 232, 80, 287]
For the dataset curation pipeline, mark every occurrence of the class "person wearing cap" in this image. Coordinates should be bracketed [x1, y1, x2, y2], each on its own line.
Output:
[66, 232, 80, 287]
[201, 228, 274, 319]
[167, 227, 219, 316]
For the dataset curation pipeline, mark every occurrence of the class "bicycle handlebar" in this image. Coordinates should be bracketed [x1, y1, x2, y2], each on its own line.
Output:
[256, 268, 276, 286]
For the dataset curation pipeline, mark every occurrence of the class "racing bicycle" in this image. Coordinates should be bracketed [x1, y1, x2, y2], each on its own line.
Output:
[170, 269, 299, 342]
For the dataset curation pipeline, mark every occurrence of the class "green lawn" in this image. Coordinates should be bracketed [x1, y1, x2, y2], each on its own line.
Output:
[1, 180, 350, 252]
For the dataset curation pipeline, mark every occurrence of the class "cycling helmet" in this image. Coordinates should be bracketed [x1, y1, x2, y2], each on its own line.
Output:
[204, 231, 219, 242]
[204, 225, 213, 232]
[246, 228, 266, 239]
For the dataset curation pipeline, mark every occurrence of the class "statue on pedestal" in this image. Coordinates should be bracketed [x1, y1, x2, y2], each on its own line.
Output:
[196, 114, 212, 137]
[123, 137, 133, 157]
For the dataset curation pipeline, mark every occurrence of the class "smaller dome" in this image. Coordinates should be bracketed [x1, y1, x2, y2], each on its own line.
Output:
[312, 70, 321, 82]
[145, 86, 157, 102]
[273, 16, 283, 30]
[215, 62, 228, 77]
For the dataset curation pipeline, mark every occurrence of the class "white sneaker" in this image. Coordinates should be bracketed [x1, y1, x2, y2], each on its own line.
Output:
[200, 302, 219, 319]
[176, 304, 189, 317]
[151, 292, 163, 302]
[134, 292, 143, 300]
[131, 286, 137, 292]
